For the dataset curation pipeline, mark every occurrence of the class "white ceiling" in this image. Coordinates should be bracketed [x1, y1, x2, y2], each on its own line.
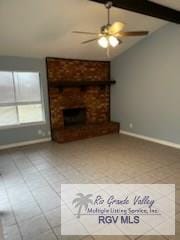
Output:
[0, 0, 179, 60]
[151, 0, 180, 10]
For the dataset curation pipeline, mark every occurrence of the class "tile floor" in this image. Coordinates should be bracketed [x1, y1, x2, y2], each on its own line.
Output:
[0, 134, 180, 240]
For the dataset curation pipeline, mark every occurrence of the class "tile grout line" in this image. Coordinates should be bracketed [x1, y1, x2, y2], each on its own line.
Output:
[10, 150, 59, 240]
[24, 143, 178, 239]
[2, 151, 24, 240]
[0, 136, 179, 239]
[24, 151, 91, 239]
[23, 150, 98, 238]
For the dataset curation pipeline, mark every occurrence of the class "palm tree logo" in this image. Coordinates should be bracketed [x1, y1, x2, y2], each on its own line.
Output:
[72, 193, 93, 218]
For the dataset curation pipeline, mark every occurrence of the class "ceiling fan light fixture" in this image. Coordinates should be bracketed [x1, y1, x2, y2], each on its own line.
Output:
[109, 36, 119, 47]
[98, 36, 108, 48]
[72, 1, 149, 54]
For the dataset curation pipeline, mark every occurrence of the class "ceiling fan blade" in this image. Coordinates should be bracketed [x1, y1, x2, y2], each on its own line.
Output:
[81, 38, 99, 44]
[109, 22, 125, 34]
[118, 31, 149, 37]
[72, 31, 98, 35]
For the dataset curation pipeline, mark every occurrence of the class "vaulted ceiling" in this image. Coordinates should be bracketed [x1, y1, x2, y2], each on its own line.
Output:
[0, 0, 179, 60]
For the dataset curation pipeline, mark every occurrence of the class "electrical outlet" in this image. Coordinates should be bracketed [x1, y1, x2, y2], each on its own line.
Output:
[129, 123, 133, 129]
[38, 129, 43, 135]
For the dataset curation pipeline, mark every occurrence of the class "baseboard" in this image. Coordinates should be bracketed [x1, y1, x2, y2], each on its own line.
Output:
[0, 138, 52, 150]
[120, 130, 180, 149]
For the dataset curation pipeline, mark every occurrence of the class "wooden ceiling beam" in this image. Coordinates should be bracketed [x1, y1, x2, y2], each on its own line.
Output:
[89, 0, 180, 24]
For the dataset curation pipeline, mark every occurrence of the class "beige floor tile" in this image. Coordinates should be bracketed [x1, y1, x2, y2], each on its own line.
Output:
[0, 134, 180, 240]
[61, 236, 89, 240]
[175, 189, 180, 204]
[19, 215, 50, 240]
[0, 201, 16, 227]
[28, 230, 57, 240]
[61, 218, 88, 235]
[3, 224, 22, 240]
[0, 221, 3, 240]
[45, 207, 61, 228]
[31, 186, 61, 212]
[93, 236, 129, 240]
[176, 212, 180, 222]
[12, 200, 42, 223]
[137, 236, 166, 240]
[53, 225, 61, 238]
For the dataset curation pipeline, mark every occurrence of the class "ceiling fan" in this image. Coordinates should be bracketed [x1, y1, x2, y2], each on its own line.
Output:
[72, 1, 149, 53]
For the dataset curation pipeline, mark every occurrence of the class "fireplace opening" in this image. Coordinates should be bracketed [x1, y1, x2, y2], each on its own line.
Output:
[63, 108, 86, 127]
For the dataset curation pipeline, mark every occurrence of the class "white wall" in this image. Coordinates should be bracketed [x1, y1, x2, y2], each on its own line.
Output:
[111, 24, 180, 144]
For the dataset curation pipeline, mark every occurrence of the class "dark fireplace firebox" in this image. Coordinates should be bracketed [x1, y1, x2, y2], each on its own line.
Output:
[63, 108, 86, 127]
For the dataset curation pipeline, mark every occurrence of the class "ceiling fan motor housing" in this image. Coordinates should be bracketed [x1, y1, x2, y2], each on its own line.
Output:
[101, 24, 111, 34]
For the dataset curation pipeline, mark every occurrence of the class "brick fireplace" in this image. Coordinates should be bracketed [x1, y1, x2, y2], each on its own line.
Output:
[63, 107, 86, 127]
[46, 57, 120, 143]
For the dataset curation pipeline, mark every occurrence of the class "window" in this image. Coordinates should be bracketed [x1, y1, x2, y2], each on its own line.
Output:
[0, 71, 45, 128]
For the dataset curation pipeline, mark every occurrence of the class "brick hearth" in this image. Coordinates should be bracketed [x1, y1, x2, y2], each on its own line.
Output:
[46, 57, 120, 143]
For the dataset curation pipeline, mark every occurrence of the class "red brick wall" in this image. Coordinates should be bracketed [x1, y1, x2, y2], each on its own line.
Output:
[47, 58, 110, 82]
[46, 58, 119, 142]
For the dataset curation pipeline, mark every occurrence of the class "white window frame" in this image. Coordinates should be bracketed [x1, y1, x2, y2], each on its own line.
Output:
[0, 71, 46, 129]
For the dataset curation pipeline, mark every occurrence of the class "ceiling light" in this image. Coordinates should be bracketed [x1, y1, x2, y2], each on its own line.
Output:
[109, 36, 119, 47]
[98, 36, 108, 48]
